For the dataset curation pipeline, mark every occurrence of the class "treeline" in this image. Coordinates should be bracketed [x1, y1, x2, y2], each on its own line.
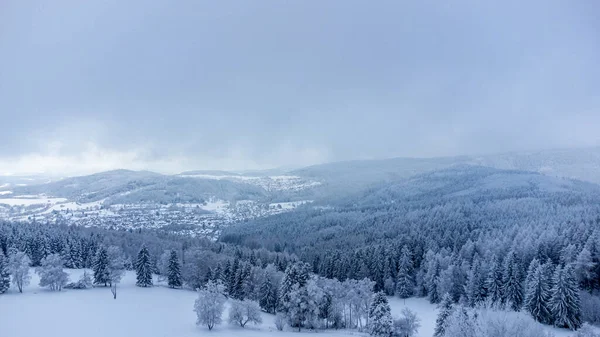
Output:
[0, 221, 299, 292]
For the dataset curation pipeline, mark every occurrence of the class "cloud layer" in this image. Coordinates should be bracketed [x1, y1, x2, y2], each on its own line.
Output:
[1, 1, 599, 175]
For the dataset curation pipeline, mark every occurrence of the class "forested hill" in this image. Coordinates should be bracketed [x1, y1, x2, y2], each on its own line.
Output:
[221, 166, 600, 297]
[290, 147, 600, 199]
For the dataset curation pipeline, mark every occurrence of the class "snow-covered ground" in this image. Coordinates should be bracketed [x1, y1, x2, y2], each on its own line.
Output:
[179, 174, 321, 192]
[0, 270, 361, 337]
[0, 270, 585, 337]
[0, 195, 67, 206]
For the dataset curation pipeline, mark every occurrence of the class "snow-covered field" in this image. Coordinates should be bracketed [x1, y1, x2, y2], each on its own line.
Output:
[0, 195, 67, 206]
[0, 270, 585, 337]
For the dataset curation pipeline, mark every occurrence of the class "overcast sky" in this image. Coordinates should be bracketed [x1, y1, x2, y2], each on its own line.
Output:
[1, 0, 599, 175]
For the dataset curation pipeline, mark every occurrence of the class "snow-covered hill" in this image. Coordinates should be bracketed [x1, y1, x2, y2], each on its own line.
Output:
[0, 170, 315, 238]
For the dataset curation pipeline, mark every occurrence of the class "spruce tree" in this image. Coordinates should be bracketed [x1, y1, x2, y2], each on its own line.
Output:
[395, 245, 414, 299]
[502, 251, 523, 311]
[167, 249, 182, 288]
[464, 261, 479, 307]
[524, 259, 552, 324]
[135, 245, 153, 287]
[0, 250, 10, 293]
[92, 247, 110, 286]
[278, 262, 310, 312]
[428, 261, 441, 304]
[550, 264, 582, 330]
[434, 293, 454, 337]
[487, 256, 503, 304]
[259, 276, 278, 314]
[368, 291, 393, 337]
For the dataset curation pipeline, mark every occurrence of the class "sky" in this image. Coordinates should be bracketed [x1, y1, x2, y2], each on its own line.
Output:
[0, 0, 599, 175]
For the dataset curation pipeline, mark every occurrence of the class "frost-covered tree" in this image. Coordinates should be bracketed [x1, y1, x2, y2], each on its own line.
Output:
[0, 250, 10, 293]
[502, 251, 523, 311]
[396, 245, 414, 299]
[391, 308, 421, 337]
[464, 258, 487, 307]
[283, 282, 321, 331]
[259, 274, 278, 314]
[434, 293, 454, 337]
[278, 262, 310, 312]
[78, 270, 93, 289]
[428, 260, 441, 304]
[368, 291, 393, 336]
[107, 246, 125, 298]
[194, 280, 226, 330]
[228, 299, 263, 327]
[7, 250, 31, 293]
[156, 250, 170, 282]
[93, 247, 110, 286]
[443, 307, 477, 337]
[574, 248, 595, 289]
[524, 259, 552, 324]
[550, 264, 582, 330]
[36, 253, 69, 291]
[167, 249, 182, 288]
[135, 245, 153, 287]
[486, 256, 503, 304]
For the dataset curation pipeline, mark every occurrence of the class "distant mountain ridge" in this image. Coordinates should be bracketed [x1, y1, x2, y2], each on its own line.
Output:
[291, 146, 600, 187]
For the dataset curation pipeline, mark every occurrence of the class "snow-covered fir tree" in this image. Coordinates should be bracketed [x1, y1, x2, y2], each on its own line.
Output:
[464, 257, 487, 307]
[434, 293, 454, 337]
[368, 291, 393, 337]
[524, 259, 552, 324]
[0, 250, 10, 294]
[135, 245, 153, 287]
[502, 251, 523, 311]
[396, 245, 414, 299]
[92, 247, 110, 286]
[486, 255, 504, 304]
[278, 262, 311, 312]
[259, 274, 278, 314]
[550, 264, 582, 330]
[167, 249, 182, 288]
[281, 280, 322, 331]
[427, 259, 441, 304]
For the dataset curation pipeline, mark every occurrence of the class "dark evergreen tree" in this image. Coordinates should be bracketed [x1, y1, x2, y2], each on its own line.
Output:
[434, 293, 454, 337]
[92, 247, 110, 286]
[368, 291, 393, 337]
[259, 276, 278, 314]
[167, 249, 182, 288]
[524, 259, 552, 324]
[428, 260, 441, 304]
[487, 255, 503, 304]
[550, 264, 582, 330]
[395, 245, 414, 299]
[278, 262, 310, 312]
[0, 250, 10, 293]
[502, 251, 523, 310]
[135, 245, 153, 287]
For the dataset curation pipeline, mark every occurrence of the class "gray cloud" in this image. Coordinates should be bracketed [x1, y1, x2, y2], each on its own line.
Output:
[0, 0, 599, 174]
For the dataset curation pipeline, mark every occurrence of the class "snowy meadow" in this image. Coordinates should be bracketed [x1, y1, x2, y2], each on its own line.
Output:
[0, 269, 591, 337]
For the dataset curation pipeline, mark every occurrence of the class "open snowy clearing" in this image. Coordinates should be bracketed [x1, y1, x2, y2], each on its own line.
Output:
[0, 269, 583, 337]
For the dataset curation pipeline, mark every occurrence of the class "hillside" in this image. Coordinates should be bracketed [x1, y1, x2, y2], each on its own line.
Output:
[290, 147, 600, 198]
[222, 165, 600, 255]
